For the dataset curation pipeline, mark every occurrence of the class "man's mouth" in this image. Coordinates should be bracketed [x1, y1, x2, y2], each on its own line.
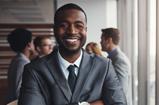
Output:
[64, 36, 80, 44]
[66, 38, 78, 43]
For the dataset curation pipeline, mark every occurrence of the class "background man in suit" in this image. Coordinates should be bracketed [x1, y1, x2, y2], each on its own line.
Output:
[100, 28, 132, 105]
[7, 28, 34, 103]
[18, 3, 126, 105]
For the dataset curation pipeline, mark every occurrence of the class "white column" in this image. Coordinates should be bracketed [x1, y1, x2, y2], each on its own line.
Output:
[138, 0, 148, 105]
[156, 0, 159, 105]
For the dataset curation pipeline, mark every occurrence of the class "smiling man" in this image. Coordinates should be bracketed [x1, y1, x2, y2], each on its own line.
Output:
[18, 3, 127, 105]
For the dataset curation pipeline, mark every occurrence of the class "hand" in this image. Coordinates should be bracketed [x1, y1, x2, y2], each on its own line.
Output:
[79, 100, 104, 105]
[90, 100, 104, 105]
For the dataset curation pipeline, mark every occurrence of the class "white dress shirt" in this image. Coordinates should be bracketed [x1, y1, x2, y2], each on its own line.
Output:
[57, 50, 83, 80]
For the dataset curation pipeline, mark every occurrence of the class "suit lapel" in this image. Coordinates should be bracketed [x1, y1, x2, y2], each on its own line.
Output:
[72, 52, 93, 101]
[45, 52, 72, 101]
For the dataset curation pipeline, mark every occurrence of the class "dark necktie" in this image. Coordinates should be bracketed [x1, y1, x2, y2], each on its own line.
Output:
[67, 65, 77, 93]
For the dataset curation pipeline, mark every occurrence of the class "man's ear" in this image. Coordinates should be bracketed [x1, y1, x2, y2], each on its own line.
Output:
[53, 24, 58, 35]
[107, 37, 112, 43]
[53, 24, 58, 31]
[26, 42, 34, 51]
[85, 27, 87, 31]
[26, 42, 32, 49]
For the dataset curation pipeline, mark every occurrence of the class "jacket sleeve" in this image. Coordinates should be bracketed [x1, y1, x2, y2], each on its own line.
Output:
[18, 64, 46, 105]
[15, 60, 28, 98]
[113, 59, 129, 97]
[102, 60, 127, 105]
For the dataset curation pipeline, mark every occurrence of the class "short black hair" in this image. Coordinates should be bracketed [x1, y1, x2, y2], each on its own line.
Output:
[7, 28, 32, 52]
[54, 3, 87, 25]
[101, 28, 120, 45]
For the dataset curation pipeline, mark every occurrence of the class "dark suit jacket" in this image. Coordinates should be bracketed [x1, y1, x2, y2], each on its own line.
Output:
[18, 50, 126, 105]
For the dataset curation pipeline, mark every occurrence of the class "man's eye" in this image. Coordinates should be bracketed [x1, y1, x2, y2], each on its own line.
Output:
[75, 24, 84, 29]
[59, 23, 68, 29]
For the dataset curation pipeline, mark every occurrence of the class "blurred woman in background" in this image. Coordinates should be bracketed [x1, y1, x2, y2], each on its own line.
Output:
[85, 42, 102, 56]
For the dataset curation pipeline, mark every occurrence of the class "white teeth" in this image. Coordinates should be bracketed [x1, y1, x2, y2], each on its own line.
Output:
[66, 39, 78, 42]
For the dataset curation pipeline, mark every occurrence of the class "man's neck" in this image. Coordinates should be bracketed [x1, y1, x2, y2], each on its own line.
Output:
[22, 51, 30, 59]
[59, 49, 81, 63]
[108, 44, 117, 53]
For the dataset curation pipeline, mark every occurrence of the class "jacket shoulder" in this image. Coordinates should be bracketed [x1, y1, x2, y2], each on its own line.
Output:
[87, 53, 111, 67]
[25, 53, 53, 70]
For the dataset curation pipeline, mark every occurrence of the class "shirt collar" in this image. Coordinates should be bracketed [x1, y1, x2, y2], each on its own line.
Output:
[19, 53, 30, 63]
[57, 50, 83, 70]
[107, 48, 117, 58]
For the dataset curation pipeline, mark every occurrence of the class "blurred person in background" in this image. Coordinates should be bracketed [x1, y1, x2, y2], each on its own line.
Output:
[85, 42, 102, 56]
[6, 28, 34, 104]
[33, 36, 55, 58]
[100, 27, 132, 105]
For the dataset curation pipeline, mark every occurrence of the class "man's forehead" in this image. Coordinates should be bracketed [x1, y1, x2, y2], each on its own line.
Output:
[55, 9, 86, 22]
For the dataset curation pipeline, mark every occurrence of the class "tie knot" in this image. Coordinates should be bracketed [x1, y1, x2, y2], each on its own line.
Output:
[67, 65, 76, 72]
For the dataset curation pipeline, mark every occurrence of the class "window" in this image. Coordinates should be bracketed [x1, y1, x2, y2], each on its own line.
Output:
[147, 0, 156, 105]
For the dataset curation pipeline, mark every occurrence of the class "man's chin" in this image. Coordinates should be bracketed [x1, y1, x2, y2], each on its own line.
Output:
[67, 48, 80, 53]
[61, 47, 80, 54]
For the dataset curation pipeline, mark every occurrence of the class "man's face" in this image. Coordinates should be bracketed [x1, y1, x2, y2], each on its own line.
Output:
[38, 38, 53, 55]
[100, 34, 110, 52]
[54, 9, 87, 53]
[29, 40, 37, 59]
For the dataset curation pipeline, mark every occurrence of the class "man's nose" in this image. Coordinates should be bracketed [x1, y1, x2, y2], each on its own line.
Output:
[66, 25, 77, 35]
